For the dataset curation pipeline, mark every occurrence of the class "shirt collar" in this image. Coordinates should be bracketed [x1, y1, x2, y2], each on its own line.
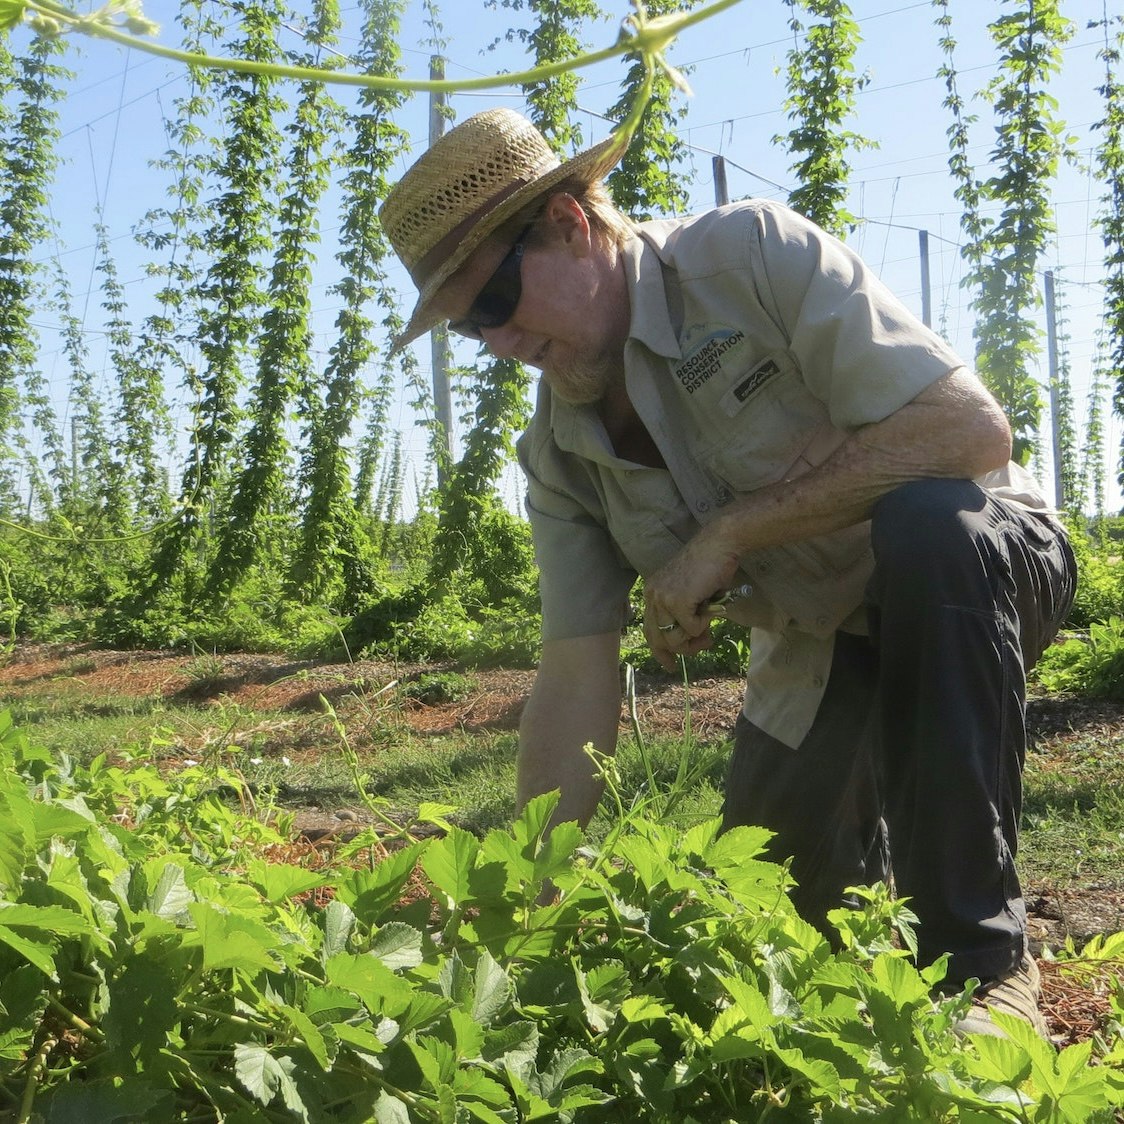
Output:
[622, 224, 683, 360]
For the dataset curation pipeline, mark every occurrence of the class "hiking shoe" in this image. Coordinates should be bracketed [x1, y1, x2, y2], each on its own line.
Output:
[952, 953, 1050, 1039]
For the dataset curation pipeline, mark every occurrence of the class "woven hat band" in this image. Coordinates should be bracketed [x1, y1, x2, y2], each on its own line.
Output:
[411, 176, 530, 286]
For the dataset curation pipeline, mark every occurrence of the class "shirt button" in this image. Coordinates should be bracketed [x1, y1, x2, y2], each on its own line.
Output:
[812, 675, 824, 688]
[716, 486, 732, 505]
[758, 561, 771, 573]
[695, 499, 710, 513]
[816, 615, 828, 628]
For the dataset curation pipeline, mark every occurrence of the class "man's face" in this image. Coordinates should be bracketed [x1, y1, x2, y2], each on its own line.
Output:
[435, 194, 629, 406]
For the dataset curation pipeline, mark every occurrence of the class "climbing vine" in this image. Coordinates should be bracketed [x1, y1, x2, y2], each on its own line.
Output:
[288, 0, 412, 610]
[427, 356, 533, 599]
[0, 32, 66, 516]
[955, 0, 1076, 464]
[515, 0, 600, 154]
[96, 220, 165, 530]
[126, 0, 216, 528]
[606, 0, 694, 220]
[933, 0, 987, 275]
[1046, 272, 1079, 517]
[209, 0, 342, 599]
[147, 0, 286, 597]
[1083, 332, 1110, 525]
[776, 0, 873, 237]
[1092, 13, 1124, 486]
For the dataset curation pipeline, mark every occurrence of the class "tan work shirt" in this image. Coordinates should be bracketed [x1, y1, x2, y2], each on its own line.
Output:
[516, 200, 1047, 748]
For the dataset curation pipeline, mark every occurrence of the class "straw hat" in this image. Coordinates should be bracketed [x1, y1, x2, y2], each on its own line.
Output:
[380, 107, 629, 348]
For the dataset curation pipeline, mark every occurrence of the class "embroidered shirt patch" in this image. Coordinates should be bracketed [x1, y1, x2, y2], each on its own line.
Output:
[733, 357, 781, 402]
[718, 354, 787, 417]
[673, 328, 747, 393]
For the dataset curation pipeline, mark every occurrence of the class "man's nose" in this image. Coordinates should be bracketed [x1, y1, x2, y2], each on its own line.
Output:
[480, 322, 522, 360]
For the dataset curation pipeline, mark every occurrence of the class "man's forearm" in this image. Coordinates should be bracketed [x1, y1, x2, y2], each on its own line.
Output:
[517, 632, 622, 828]
[708, 367, 1013, 558]
[642, 367, 1014, 667]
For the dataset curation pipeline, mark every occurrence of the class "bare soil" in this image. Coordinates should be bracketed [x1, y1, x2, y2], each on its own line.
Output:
[3, 642, 1122, 1045]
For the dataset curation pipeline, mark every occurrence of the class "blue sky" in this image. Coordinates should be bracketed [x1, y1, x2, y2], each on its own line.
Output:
[21, 0, 1120, 510]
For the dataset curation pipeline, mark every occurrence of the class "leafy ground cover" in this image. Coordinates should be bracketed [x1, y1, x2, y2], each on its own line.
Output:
[3, 644, 1123, 917]
[1, 691, 1123, 1122]
[2, 643, 1123, 1061]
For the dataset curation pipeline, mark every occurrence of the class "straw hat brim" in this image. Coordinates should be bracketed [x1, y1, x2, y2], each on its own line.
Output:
[392, 129, 630, 350]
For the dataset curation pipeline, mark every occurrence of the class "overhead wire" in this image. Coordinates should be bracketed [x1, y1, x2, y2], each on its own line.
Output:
[21, 0, 1117, 439]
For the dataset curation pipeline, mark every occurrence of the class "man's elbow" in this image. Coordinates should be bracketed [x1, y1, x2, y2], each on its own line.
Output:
[972, 403, 1014, 475]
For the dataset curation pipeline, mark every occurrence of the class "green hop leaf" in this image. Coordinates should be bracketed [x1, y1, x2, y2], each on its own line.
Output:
[0, 0, 26, 33]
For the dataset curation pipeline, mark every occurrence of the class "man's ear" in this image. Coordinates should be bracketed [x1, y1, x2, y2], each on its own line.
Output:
[542, 192, 592, 254]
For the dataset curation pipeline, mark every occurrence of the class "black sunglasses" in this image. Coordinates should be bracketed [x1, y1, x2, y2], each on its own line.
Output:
[448, 224, 533, 341]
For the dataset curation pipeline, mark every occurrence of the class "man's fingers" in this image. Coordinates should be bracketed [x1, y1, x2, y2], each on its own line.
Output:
[645, 611, 713, 669]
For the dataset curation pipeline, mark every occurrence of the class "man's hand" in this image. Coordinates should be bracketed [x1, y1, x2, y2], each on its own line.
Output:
[643, 536, 740, 671]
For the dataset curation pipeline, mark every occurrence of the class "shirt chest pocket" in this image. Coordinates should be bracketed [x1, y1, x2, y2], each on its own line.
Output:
[605, 493, 698, 577]
[698, 356, 833, 494]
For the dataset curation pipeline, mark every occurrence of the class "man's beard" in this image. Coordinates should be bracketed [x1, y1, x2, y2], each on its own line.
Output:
[546, 348, 620, 406]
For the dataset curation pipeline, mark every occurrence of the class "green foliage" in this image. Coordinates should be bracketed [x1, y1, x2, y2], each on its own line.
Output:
[1091, 513, 1124, 545]
[349, 582, 541, 667]
[517, 0, 602, 155]
[934, 0, 985, 281]
[96, 219, 173, 527]
[1083, 337, 1112, 522]
[944, 0, 1077, 464]
[0, 31, 67, 516]
[1093, 16, 1124, 489]
[0, 513, 154, 642]
[1037, 617, 1124, 700]
[1047, 273, 1081, 519]
[429, 360, 535, 597]
[97, 568, 347, 655]
[145, 0, 288, 599]
[209, 0, 344, 600]
[401, 670, 477, 705]
[776, 0, 874, 236]
[0, 709, 1122, 1121]
[288, 0, 411, 612]
[605, 0, 694, 220]
[1058, 519, 1124, 630]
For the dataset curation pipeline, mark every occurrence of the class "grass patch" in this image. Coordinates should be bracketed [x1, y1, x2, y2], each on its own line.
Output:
[9, 664, 1123, 891]
[8, 700, 199, 761]
[257, 728, 730, 840]
[1022, 724, 1124, 884]
[9, 697, 317, 769]
[586, 732, 728, 841]
[258, 730, 523, 836]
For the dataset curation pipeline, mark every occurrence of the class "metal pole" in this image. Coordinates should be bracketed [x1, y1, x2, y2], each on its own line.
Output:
[1044, 269, 1064, 510]
[918, 229, 932, 329]
[429, 56, 454, 485]
[712, 155, 729, 207]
